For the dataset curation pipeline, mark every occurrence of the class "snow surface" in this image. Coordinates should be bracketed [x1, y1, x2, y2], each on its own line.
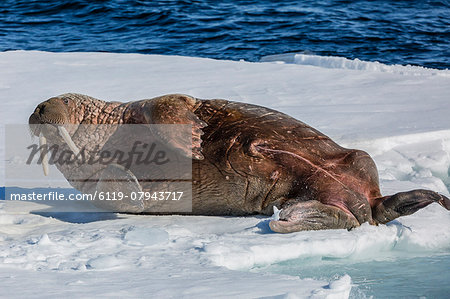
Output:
[261, 53, 450, 76]
[1, 51, 449, 298]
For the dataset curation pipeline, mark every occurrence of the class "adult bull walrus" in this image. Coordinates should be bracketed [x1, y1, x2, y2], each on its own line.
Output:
[28, 93, 450, 233]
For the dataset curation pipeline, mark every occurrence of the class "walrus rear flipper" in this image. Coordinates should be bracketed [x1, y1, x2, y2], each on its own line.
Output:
[372, 189, 450, 224]
[269, 200, 360, 233]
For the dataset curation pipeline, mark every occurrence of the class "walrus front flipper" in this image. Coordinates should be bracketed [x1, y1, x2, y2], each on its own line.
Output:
[372, 189, 450, 224]
[143, 94, 207, 160]
[94, 164, 145, 213]
[269, 200, 360, 233]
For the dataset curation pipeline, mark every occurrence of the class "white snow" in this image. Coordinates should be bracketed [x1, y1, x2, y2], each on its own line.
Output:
[261, 53, 450, 76]
[1, 51, 449, 298]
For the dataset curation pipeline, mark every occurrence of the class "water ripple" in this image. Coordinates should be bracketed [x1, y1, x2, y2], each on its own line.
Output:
[0, 0, 448, 69]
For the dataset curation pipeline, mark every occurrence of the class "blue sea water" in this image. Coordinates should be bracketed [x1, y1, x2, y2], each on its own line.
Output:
[0, 0, 449, 69]
[260, 254, 450, 298]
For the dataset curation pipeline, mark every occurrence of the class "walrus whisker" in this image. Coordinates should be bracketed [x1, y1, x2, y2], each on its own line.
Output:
[58, 126, 80, 156]
[39, 133, 49, 176]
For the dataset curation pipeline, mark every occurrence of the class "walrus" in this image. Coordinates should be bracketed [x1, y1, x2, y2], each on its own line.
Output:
[28, 93, 450, 233]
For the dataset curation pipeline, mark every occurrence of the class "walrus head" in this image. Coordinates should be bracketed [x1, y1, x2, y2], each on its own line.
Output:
[29, 96, 72, 128]
[29, 94, 82, 175]
[28, 93, 124, 177]
[29, 93, 110, 133]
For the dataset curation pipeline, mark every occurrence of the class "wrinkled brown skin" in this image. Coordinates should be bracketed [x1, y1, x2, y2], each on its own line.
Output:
[29, 93, 450, 233]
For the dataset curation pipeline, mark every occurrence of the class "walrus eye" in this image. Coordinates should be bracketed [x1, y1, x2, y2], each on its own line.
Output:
[62, 98, 69, 105]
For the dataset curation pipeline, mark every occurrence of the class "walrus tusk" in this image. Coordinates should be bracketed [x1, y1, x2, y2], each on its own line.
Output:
[39, 133, 49, 176]
[58, 126, 80, 156]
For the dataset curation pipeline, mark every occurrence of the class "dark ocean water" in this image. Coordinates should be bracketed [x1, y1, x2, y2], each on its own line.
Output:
[0, 0, 449, 69]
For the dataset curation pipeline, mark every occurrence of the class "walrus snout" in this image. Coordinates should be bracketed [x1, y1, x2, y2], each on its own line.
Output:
[28, 97, 70, 134]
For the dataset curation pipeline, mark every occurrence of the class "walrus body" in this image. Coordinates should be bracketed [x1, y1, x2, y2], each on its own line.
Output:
[29, 93, 450, 233]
